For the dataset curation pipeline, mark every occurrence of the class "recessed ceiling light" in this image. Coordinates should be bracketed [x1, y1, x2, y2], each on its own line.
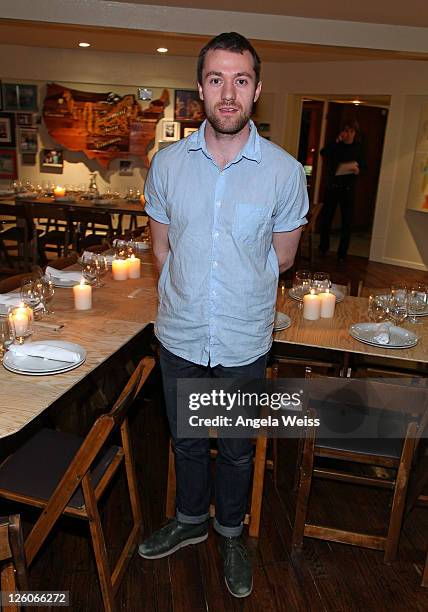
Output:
[157, 47, 168, 53]
[79, 42, 91, 48]
[352, 99, 362, 105]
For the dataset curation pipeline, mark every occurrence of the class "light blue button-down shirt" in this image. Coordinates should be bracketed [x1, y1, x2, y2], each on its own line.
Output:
[145, 120, 308, 366]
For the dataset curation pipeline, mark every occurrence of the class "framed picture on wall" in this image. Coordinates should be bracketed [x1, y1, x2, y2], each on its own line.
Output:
[0, 112, 15, 146]
[118, 159, 133, 176]
[41, 148, 63, 169]
[0, 149, 18, 179]
[160, 119, 180, 141]
[3, 83, 38, 111]
[16, 113, 34, 126]
[18, 128, 38, 153]
[180, 121, 200, 139]
[174, 90, 205, 122]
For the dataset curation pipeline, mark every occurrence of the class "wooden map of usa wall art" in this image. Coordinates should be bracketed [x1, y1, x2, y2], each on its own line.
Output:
[43, 83, 169, 168]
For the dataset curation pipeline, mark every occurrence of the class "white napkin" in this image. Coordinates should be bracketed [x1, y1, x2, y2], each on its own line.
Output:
[8, 343, 81, 363]
[372, 322, 391, 345]
[82, 251, 115, 264]
[0, 294, 21, 308]
[45, 266, 83, 282]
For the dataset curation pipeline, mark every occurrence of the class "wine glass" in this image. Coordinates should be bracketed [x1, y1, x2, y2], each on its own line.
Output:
[79, 254, 97, 285]
[312, 272, 331, 294]
[0, 316, 14, 362]
[407, 283, 428, 324]
[294, 270, 312, 298]
[20, 278, 43, 319]
[39, 276, 55, 315]
[368, 293, 389, 323]
[114, 239, 128, 259]
[93, 255, 108, 287]
[387, 292, 408, 326]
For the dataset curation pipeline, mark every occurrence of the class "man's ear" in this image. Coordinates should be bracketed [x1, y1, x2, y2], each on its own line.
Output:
[197, 82, 204, 101]
[254, 81, 262, 103]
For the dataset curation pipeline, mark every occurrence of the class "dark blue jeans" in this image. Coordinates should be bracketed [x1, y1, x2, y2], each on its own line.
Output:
[159, 344, 268, 537]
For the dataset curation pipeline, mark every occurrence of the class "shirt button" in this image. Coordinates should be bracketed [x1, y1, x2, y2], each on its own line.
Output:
[213, 261, 218, 268]
[213, 231, 219, 239]
[216, 201, 221, 207]
[212, 290, 217, 297]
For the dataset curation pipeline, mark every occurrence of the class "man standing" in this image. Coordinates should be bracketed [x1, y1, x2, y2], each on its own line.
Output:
[318, 120, 367, 262]
[139, 32, 308, 598]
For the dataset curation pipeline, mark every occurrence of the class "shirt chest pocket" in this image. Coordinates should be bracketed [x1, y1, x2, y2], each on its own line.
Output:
[232, 203, 268, 243]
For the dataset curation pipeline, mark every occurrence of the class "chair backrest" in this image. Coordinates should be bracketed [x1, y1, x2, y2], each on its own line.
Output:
[0, 272, 32, 293]
[0, 514, 28, 592]
[24, 356, 155, 564]
[46, 252, 78, 270]
[26, 203, 69, 222]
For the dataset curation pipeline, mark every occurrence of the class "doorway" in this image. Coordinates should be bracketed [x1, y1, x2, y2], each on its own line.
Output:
[297, 98, 389, 259]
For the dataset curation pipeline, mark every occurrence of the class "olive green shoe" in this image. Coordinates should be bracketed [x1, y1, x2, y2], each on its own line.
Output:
[219, 536, 253, 598]
[138, 519, 209, 559]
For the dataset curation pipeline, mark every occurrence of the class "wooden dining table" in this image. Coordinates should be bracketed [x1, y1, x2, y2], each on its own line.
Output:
[274, 288, 428, 365]
[14, 195, 147, 217]
[0, 251, 158, 440]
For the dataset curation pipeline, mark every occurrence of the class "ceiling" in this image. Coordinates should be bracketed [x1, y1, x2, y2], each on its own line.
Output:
[109, 0, 428, 28]
[1, 19, 428, 63]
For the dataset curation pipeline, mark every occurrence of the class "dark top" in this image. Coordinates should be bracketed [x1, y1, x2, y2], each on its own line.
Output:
[320, 140, 367, 186]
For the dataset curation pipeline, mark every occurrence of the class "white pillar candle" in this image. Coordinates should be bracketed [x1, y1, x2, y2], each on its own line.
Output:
[127, 254, 141, 279]
[319, 289, 336, 318]
[112, 258, 128, 281]
[10, 304, 31, 337]
[303, 289, 321, 320]
[73, 279, 92, 310]
[54, 185, 66, 198]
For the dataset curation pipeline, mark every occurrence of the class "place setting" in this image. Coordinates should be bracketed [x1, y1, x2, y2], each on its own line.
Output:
[288, 270, 346, 303]
[349, 283, 426, 349]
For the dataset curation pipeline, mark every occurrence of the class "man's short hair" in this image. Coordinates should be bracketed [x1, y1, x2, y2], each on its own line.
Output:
[197, 32, 261, 84]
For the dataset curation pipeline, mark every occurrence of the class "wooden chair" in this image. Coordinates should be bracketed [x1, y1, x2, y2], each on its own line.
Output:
[292, 376, 428, 563]
[423, 549, 428, 587]
[26, 203, 72, 263]
[295, 201, 323, 266]
[165, 368, 272, 539]
[83, 243, 110, 254]
[45, 251, 79, 270]
[0, 514, 28, 610]
[0, 356, 155, 612]
[0, 272, 33, 294]
[0, 203, 33, 271]
[68, 210, 115, 253]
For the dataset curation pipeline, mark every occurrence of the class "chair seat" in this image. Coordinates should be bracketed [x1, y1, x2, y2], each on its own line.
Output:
[312, 399, 408, 459]
[0, 428, 120, 509]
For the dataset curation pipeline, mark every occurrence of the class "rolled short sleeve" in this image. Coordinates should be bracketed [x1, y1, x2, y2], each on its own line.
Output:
[144, 153, 170, 225]
[273, 163, 309, 232]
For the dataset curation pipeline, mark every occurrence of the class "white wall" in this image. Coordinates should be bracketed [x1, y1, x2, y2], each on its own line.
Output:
[2, 44, 428, 270]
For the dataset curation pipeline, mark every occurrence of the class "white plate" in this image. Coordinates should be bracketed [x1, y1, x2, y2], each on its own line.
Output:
[409, 307, 428, 317]
[274, 311, 291, 332]
[3, 341, 86, 375]
[349, 322, 418, 349]
[51, 277, 92, 288]
[289, 284, 345, 303]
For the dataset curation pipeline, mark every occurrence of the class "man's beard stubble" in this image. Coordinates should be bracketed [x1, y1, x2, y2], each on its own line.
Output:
[204, 104, 252, 135]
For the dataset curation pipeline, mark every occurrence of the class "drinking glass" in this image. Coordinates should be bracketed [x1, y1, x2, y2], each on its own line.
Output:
[20, 278, 43, 319]
[407, 283, 428, 324]
[0, 316, 14, 362]
[368, 293, 389, 323]
[39, 276, 55, 315]
[79, 254, 97, 285]
[294, 270, 312, 297]
[93, 255, 108, 287]
[114, 239, 128, 259]
[312, 272, 331, 294]
[387, 293, 408, 325]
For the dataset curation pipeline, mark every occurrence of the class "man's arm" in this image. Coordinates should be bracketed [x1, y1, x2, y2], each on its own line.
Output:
[272, 227, 303, 274]
[149, 218, 170, 274]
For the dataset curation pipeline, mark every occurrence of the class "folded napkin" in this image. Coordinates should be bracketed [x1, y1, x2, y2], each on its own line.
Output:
[0, 293, 21, 308]
[45, 266, 83, 283]
[82, 251, 115, 264]
[372, 322, 391, 345]
[8, 343, 80, 363]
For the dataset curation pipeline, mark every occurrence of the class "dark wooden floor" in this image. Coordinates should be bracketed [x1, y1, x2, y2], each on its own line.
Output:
[2, 248, 428, 611]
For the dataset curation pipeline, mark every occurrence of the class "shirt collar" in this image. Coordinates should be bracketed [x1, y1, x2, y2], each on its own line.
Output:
[187, 119, 261, 164]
